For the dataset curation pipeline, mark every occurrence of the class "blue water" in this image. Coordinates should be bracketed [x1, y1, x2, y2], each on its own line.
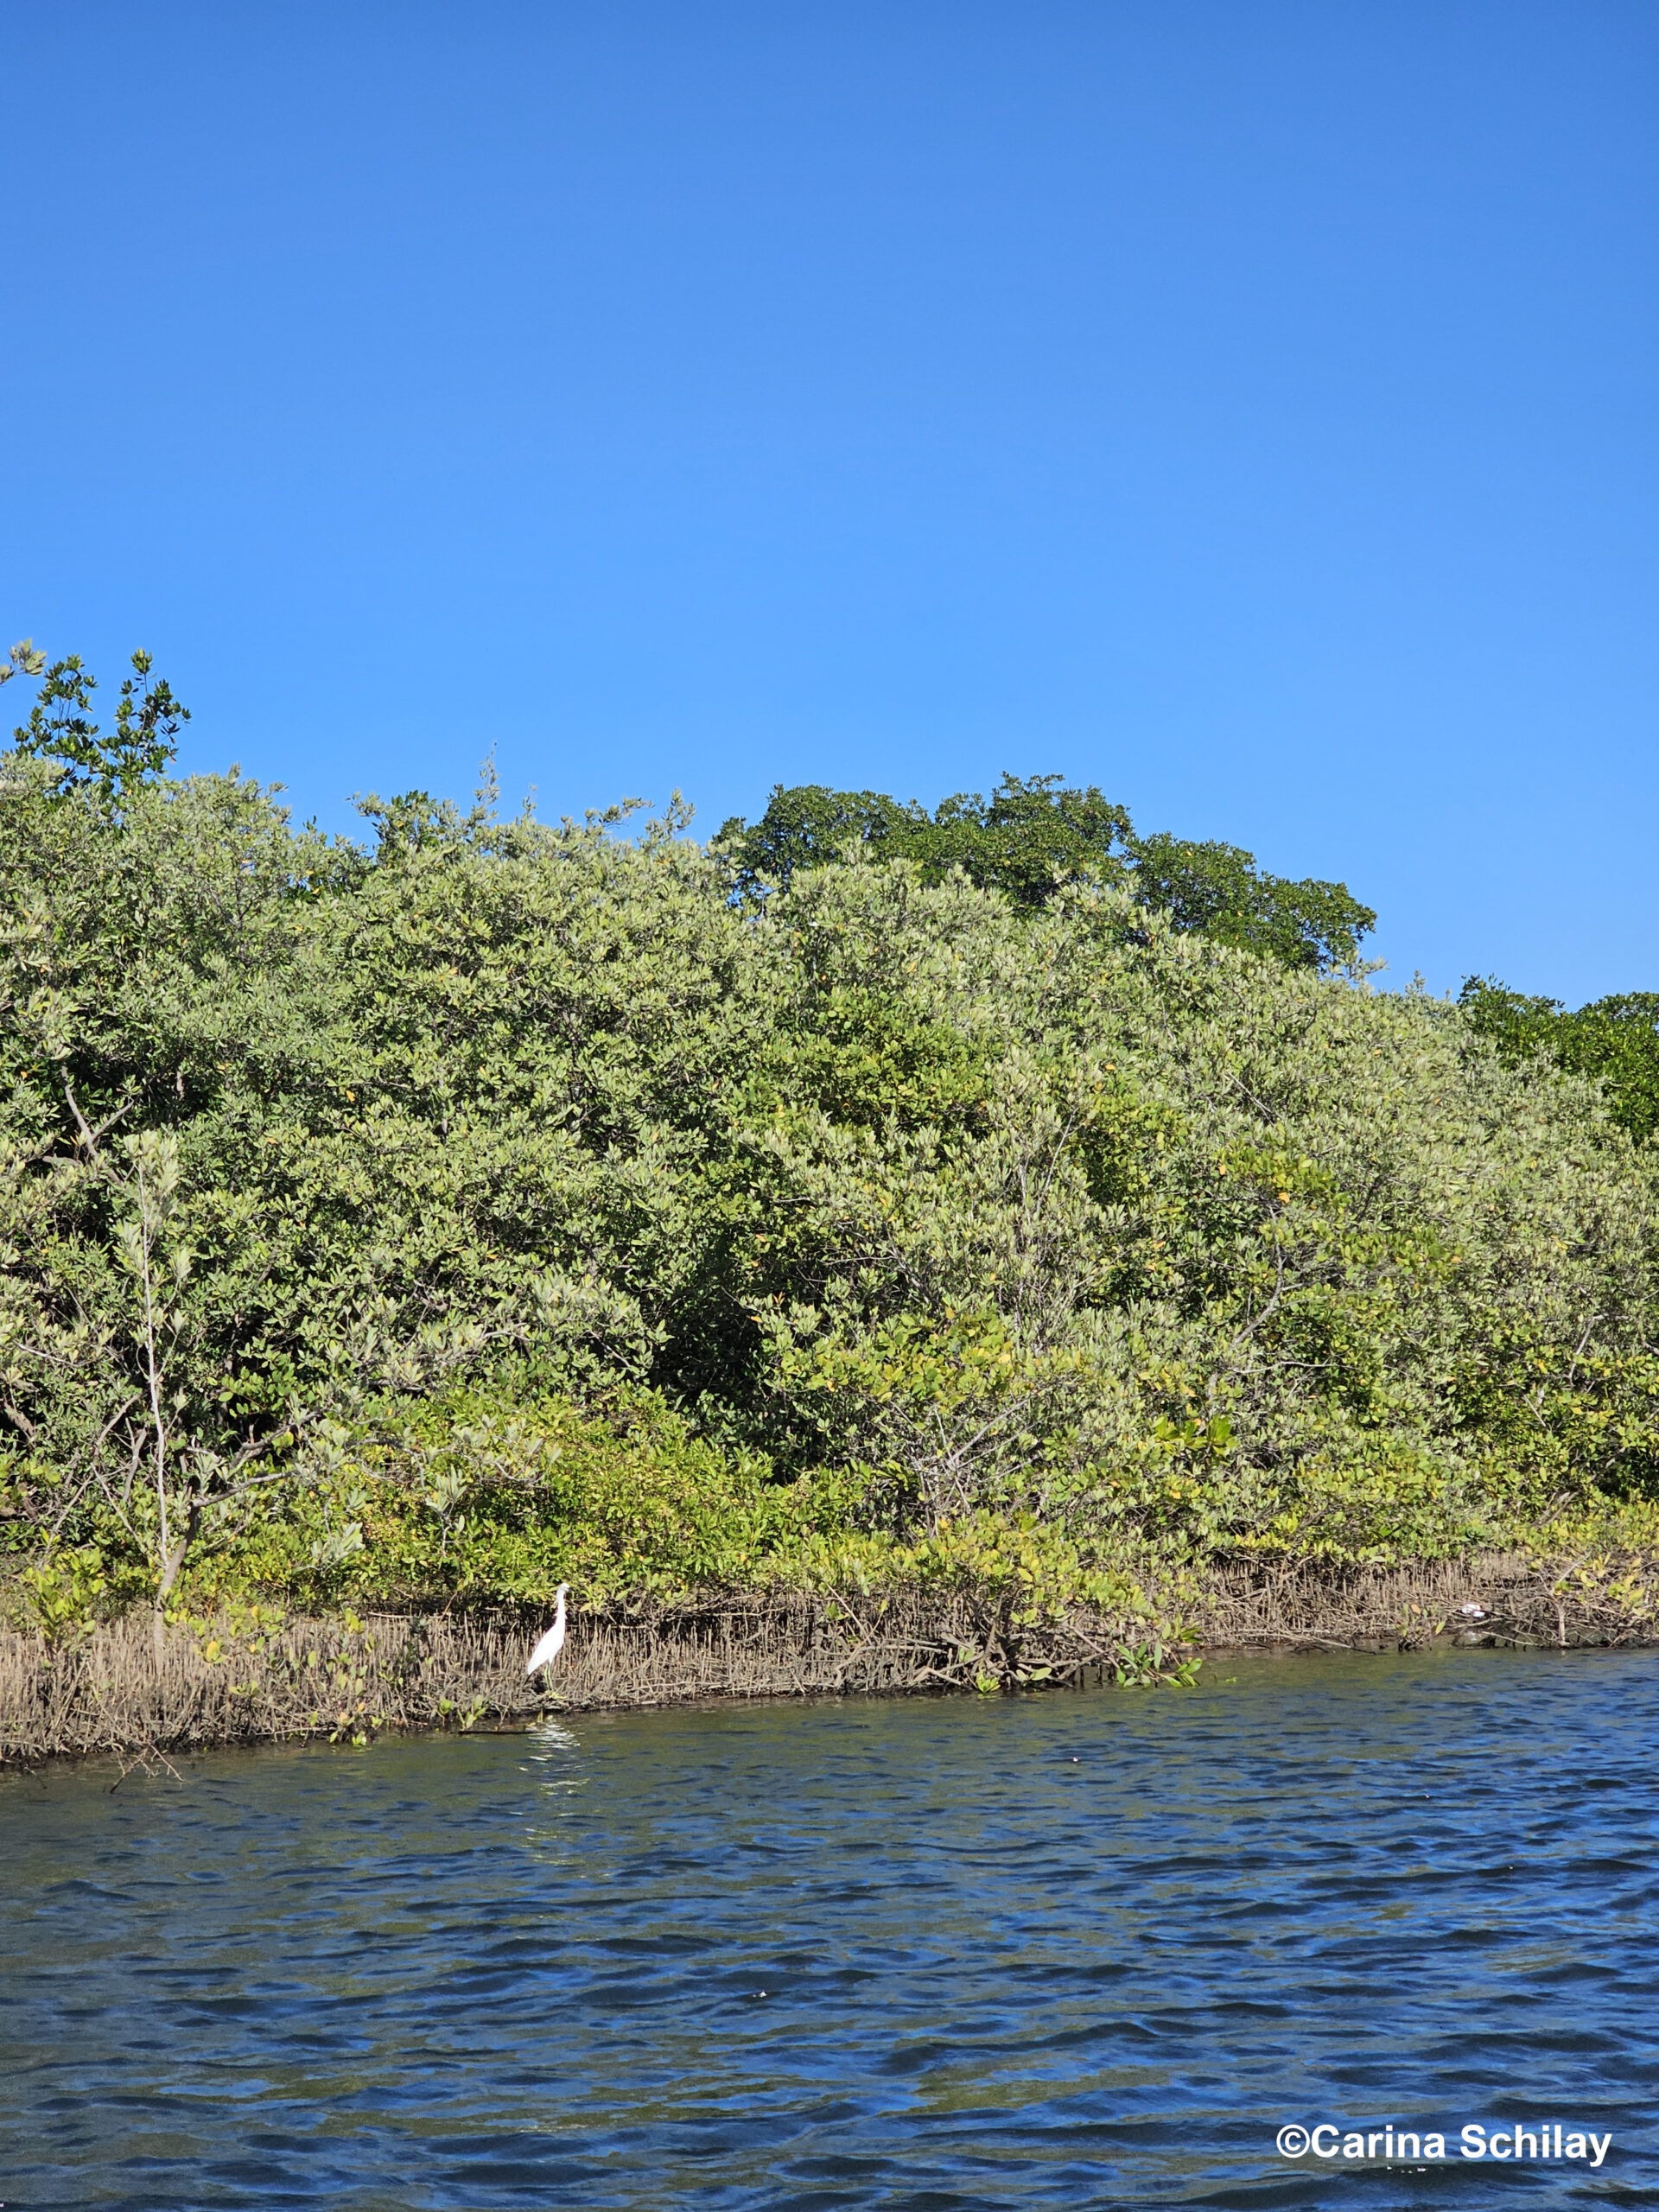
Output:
[3, 1649, 1657, 2209]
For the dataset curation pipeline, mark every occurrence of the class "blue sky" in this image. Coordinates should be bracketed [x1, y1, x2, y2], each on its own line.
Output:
[3, 1, 1655, 1001]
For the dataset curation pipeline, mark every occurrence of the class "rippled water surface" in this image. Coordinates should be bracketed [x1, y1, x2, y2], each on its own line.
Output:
[4, 1650, 1659, 2209]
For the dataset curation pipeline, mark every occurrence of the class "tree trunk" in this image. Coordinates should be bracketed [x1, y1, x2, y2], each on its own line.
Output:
[152, 1516, 196, 1668]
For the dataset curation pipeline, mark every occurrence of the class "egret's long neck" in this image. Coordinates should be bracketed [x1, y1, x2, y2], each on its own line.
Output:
[555, 1587, 567, 1626]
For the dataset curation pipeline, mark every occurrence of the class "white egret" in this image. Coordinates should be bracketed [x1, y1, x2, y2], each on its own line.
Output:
[526, 1583, 571, 1675]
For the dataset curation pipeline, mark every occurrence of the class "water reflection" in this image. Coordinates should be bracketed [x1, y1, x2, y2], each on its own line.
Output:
[3, 1649, 1657, 2207]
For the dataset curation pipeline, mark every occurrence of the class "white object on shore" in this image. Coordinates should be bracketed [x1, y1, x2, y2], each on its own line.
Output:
[1458, 1603, 1488, 1621]
[526, 1584, 571, 1675]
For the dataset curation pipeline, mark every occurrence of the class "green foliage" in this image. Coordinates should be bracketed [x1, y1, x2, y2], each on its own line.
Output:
[10, 648, 189, 802]
[200, 1389, 858, 1610]
[1460, 977, 1659, 1144]
[19, 1544, 111, 1643]
[0, 640, 47, 690]
[714, 783, 926, 888]
[720, 772, 1375, 971]
[721, 772, 1132, 906]
[1127, 830, 1375, 971]
[0, 658, 1656, 1634]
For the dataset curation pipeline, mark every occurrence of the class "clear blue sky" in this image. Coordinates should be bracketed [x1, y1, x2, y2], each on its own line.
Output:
[4, 2, 1655, 1001]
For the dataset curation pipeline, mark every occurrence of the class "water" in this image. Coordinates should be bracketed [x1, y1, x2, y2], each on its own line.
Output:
[3, 1649, 1657, 2209]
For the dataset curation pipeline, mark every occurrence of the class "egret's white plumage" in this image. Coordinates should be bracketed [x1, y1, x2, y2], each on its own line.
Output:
[526, 1583, 570, 1675]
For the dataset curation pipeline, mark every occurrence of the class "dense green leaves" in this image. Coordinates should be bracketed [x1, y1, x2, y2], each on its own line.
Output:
[1126, 830, 1375, 970]
[720, 772, 1376, 970]
[1, 697, 1656, 1630]
[1460, 977, 1659, 1144]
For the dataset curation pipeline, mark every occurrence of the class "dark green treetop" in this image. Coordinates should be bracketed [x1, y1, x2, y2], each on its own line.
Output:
[720, 772, 1374, 972]
[1459, 979, 1659, 1143]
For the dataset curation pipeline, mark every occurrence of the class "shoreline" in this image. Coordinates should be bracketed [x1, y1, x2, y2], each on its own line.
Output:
[5, 1550, 1656, 1768]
